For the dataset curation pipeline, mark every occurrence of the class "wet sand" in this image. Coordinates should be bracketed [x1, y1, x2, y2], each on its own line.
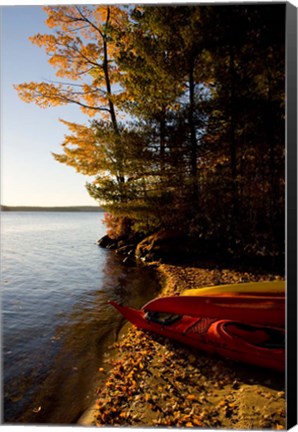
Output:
[79, 262, 286, 429]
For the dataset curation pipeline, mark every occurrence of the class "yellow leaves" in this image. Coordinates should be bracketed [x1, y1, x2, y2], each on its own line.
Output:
[43, 6, 65, 29]
[81, 83, 105, 111]
[144, 393, 151, 402]
[19, 20, 125, 123]
[43, 5, 122, 41]
[15, 77, 110, 119]
[14, 82, 66, 107]
[81, 43, 101, 62]
[17, 5, 127, 123]
[93, 5, 127, 28]
[127, 370, 134, 380]
[29, 33, 56, 51]
[192, 416, 203, 427]
[186, 394, 197, 401]
[131, 379, 137, 389]
[94, 6, 109, 24]
[49, 54, 69, 70]
[43, 6, 89, 32]
[54, 120, 98, 174]
[30, 31, 84, 80]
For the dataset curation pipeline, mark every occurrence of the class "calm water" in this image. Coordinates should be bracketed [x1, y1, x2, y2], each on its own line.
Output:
[1, 212, 159, 424]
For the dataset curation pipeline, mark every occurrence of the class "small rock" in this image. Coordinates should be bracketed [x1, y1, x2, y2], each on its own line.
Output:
[232, 380, 240, 389]
[33, 406, 42, 413]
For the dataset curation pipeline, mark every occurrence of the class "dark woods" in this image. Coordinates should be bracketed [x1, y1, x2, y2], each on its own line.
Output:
[93, 5, 285, 266]
[95, 4, 284, 266]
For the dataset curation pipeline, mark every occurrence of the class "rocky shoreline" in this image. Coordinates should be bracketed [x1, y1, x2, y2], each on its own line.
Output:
[96, 229, 199, 264]
[79, 237, 286, 429]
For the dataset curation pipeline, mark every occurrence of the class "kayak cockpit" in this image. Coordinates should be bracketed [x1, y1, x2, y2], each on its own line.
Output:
[144, 310, 182, 326]
[223, 322, 285, 349]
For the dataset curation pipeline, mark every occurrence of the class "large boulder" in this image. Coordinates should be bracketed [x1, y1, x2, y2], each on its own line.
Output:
[135, 230, 189, 262]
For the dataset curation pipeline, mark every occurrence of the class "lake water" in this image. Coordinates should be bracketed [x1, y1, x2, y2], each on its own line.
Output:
[1, 212, 159, 424]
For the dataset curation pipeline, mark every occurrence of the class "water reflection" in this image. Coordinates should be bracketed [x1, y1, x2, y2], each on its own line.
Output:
[12, 251, 159, 425]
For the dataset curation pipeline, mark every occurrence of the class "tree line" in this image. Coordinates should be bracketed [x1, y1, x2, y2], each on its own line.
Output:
[16, 4, 285, 263]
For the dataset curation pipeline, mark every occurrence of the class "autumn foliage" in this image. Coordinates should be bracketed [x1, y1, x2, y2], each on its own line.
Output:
[15, 4, 285, 264]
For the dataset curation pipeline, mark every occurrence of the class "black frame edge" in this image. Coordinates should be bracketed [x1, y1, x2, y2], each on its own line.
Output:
[286, 1, 298, 430]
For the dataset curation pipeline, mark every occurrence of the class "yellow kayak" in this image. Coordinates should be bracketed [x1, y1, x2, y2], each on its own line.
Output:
[182, 280, 285, 297]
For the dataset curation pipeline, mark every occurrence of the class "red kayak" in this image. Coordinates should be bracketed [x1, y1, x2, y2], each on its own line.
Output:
[142, 295, 285, 327]
[109, 301, 285, 372]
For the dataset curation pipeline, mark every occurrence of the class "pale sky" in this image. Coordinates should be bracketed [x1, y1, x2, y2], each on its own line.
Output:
[1, 5, 97, 207]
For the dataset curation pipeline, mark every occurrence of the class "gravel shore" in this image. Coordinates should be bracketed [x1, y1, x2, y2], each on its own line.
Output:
[80, 262, 286, 429]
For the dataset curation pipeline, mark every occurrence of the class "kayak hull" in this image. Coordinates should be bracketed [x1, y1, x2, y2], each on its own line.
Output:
[142, 295, 285, 327]
[109, 301, 285, 372]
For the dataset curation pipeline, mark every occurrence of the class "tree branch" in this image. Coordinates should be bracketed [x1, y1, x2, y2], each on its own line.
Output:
[74, 6, 105, 39]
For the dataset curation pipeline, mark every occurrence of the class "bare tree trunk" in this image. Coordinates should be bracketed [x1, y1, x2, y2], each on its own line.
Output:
[102, 8, 125, 188]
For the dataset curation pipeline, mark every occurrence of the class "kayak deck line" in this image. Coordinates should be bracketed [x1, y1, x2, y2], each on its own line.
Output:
[142, 294, 285, 327]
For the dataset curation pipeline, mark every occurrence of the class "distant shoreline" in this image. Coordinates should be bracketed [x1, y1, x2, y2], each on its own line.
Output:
[1, 205, 104, 212]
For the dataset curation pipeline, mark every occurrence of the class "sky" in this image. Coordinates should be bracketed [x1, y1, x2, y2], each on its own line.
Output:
[1, 5, 98, 207]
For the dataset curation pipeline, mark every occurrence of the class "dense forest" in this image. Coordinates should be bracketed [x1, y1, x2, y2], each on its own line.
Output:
[16, 4, 285, 265]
